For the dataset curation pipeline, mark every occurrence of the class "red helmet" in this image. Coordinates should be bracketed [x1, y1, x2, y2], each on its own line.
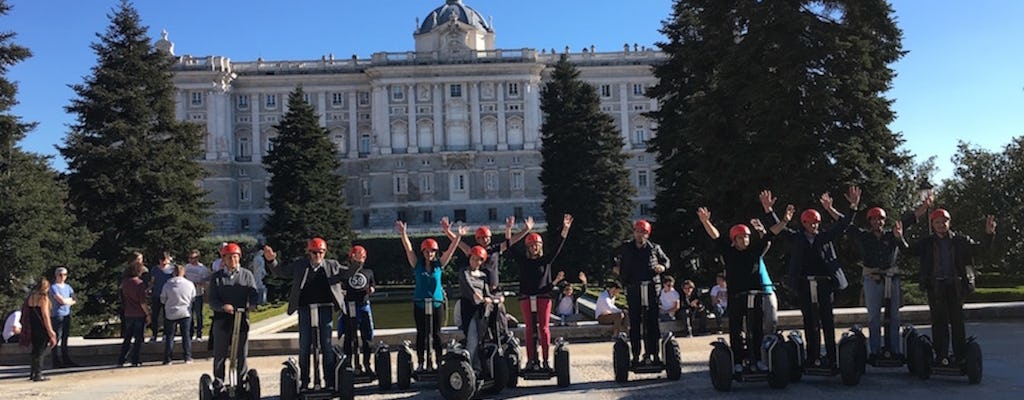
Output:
[930, 208, 951, 221]
[729, 224, 751, 242]
[307, 237, 328, 252]
[800, 209, 821, 224]
[469, 245, 488, 261]
[475, 226, 491, 238]
[525, 232, 543, 246]
[349, 245, 367, 259]
[220, 242, 242, 256]
[420, 238, 439, 252]
[867, 207, 887, 220]
[634, 219, 652, 234]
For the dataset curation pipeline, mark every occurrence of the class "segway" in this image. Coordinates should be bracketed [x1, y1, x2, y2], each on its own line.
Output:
[280, 303, 338, 400]
[512, 295, 571, 387]
[437, 297, 511, 400]
[868, 270, 905, 368]
[336, 300, 392, 399]
[709, 290, 790, 391]
[786, 275, 865, 386]
[906, 283, 983, 384]
[397, 298, 440, 389]
[200, 308, 260, 400]
[612, 281, 682, 383]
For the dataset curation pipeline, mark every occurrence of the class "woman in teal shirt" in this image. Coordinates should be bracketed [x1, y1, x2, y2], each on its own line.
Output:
[397, 219, 462, 372]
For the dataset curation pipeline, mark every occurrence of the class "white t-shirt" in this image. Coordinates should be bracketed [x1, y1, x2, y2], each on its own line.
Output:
[659, 288, 680, 313]
[556, 296, 575, 316]
[595, 290, 622, 318]
[3, 310, 22, 342]
[711, 285, 728, 308]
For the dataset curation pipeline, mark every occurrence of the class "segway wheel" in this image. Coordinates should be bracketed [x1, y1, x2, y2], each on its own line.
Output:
[506, 351, 520, 388]
[784, 339, 803, 383]
[243, 369, 260, 400]
[709, 346, 733, 391]
[487, 353, 509, 394]
[856, 334, 867, 375]
[555, 348, 571, 387]
[339, 365, 355, 400]
[905, 330, 920, 374]
[279, 367, 297, 400]
[376, 349, 393, 390]
[965, 341, 983, 384]
[397, 349, 412, 389]
[839, 339, 862, 386]
[912, 338, 933, 380]
[768, 343, 791, 389]
[664, 339, 682, 381]
[613, 339, 630, 383]
[199, 373, 215, 400]
[438, 359, 476, 400]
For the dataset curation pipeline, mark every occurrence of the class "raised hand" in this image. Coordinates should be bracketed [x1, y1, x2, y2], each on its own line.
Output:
[893, 220, 904, 239]
[845, 186, 862, 209]
[457, 224, 469, 236]
[263, 245, 277, 262]
[759, 190, 776, 212]
[750, 218, 766, 234]
[525, 216, 535, 231]
[555, 271, 566, 281]
[783, 204, 796, 222]
[985, 215, 997, 234]
[440, 216, 451, 232]
[563, 214, 574, 229]
[579, 271, 587, 283]
[395, 220, 407, 235]
[820, 192, 834, 210]
[505, 216, 515, 230]
[697, 207, 711, 223]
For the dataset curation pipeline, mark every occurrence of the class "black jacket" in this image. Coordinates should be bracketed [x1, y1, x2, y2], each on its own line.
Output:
[906, 231, 993, 293]
[268, 257, 347, 315]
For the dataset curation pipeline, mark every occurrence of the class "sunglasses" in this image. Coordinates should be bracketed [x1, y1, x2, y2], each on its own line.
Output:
[309, 250, 326, 255]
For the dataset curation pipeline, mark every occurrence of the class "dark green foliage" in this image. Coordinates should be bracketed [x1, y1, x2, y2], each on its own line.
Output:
[939, 138, 1024, 277]
[261, 86, 352, 261]
[58, 1, 211, 315]
[0, 0, 95, 315]
[649, 0, 909, 287]
[538, 55, 635, 281]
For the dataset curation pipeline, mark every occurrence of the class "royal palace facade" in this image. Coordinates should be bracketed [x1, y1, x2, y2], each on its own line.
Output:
[165, 0, 666, 235]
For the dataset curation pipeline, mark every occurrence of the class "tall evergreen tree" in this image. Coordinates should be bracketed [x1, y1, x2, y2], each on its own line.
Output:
[0, 0, 94, 314]
[59, 1, 211, 309]
[648, 0, 909, 280]
[262, 86, 352, 260]
[539, 55, 634, 279]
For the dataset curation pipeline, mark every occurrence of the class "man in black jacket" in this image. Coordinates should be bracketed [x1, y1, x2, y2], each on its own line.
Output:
[906, 209, 995, 365]
[613, 219, 670, 366]
[264, 238, 348, 389]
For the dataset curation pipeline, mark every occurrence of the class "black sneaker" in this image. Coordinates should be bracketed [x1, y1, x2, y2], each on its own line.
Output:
[542, 361, 551, 371]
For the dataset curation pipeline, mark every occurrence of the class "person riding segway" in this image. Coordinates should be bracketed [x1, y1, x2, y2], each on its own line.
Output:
[611, 219, 682, 383]
[396, 220, 461, 389]
[265, 237, 349, 397]
[762, 187, 866, 385]
[506, 214, 573, 387]
[437, 246, 511, 400]
[697, 207, 790, 390]
[200, 243, 260, 400]
[905, 209, 996, 384]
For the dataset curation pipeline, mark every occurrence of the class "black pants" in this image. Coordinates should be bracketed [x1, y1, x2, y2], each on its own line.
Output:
[626, 283, 661, 359]
[211, 314, 249, 381]
[927, 279, 966, 359]
[149, 298, 164, 339]
[413, 303, 445, 367]
[728, 295, 764, 364]
[798, 279, 836, 365]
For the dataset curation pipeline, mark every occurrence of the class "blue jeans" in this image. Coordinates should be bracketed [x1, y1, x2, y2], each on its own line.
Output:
[337, 303, 374, 360]
[298, 304, 336, 387]
[256, 286, 267, 305]
[163, 316, 193, 362]
[190, 296, 204, 339]
[864, 276, 902, 354]
[119, 317, 146, 364]
[51, 314, 72, 361]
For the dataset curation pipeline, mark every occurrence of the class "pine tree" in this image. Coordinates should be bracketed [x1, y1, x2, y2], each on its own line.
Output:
[262, 86, 352, 260]
[0, 0, 94, 314]
[538, 55, 634, 279]
[648, 0, 909, 280]
[59, 1, 211, 309]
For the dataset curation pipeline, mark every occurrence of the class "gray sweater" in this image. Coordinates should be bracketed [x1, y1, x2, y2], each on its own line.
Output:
[161, 276, 197, 320]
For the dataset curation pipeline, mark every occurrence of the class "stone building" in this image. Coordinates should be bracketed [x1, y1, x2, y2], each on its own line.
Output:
[165, 0, 665, 235]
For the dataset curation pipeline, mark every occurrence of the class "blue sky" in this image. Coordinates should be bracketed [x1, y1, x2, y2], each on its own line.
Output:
[5, 0, 1022, 183]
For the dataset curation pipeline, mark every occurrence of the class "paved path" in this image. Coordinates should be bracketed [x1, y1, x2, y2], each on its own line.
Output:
[2, 321, 1022, 400]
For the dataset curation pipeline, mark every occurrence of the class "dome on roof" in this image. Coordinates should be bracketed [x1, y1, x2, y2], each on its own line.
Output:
[417, 0, 492, 35]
